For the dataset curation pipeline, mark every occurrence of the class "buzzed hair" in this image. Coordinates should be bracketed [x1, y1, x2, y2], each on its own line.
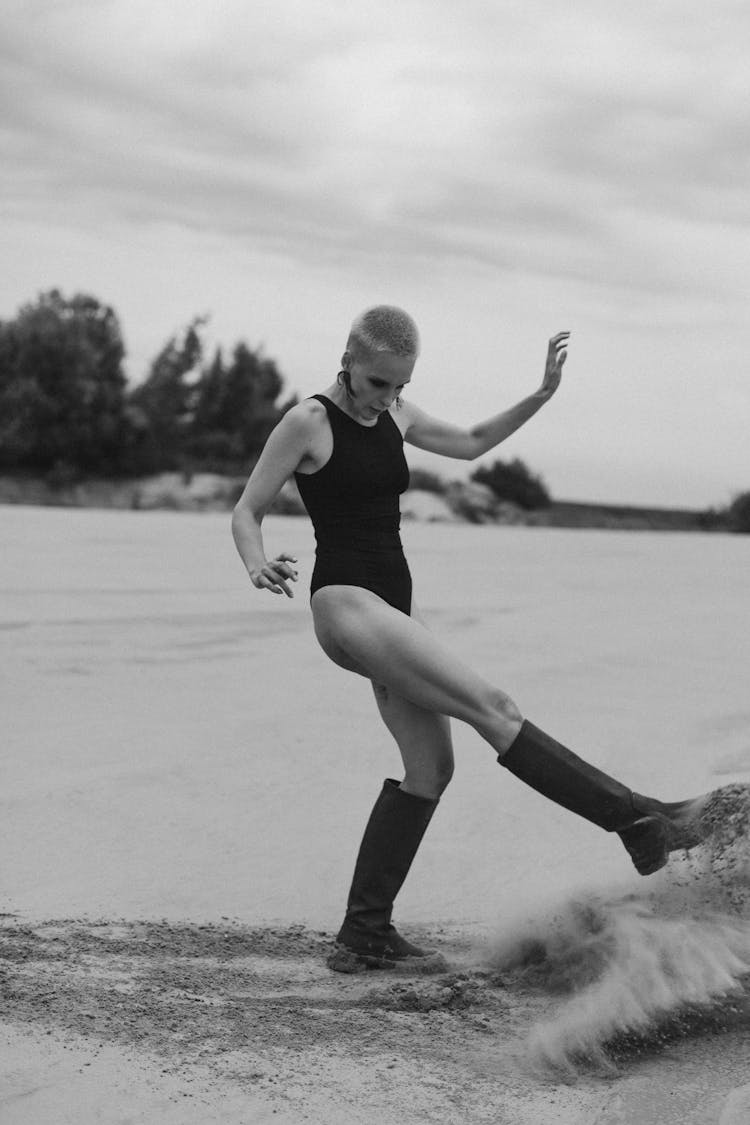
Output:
[346, 305, 420, 360]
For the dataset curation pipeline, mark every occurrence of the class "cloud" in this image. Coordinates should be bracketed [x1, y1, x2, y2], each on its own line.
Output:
[1, 0, 749, 304]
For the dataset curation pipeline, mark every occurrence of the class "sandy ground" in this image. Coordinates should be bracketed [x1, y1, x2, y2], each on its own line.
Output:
[3, 506, 750, 1123]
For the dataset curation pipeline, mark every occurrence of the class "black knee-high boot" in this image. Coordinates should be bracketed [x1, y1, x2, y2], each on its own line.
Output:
[330, 779, 440, 970]
[499, 720, 710, 875]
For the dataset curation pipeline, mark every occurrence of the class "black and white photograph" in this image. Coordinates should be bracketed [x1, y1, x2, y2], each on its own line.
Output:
[2, 2, 750, 1122]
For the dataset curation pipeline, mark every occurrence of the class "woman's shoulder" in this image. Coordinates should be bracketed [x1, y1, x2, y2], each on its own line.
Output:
[281, 397, 335, 475]
[389, 396, 418, 438]
[284, 396, 329, 429]
[274, 397, 332, 455]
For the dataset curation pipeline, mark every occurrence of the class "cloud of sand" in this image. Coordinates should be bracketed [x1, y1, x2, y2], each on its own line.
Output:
[488, 811, 750, 1077]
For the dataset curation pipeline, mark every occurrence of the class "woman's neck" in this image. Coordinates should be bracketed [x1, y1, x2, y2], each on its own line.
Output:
[322, 384, 377, 427]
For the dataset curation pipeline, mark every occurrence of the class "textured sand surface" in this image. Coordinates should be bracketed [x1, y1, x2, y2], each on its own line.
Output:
[3, 507, 750, 1122]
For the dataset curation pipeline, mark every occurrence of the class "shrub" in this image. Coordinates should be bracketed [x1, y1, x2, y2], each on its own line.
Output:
[727, 491, 750, 534]
[470, 457, 550, 510]
[408, 467, 446, 494]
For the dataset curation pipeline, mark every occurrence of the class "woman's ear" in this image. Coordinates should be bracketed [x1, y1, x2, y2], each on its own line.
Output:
[340, 350, 352, 370]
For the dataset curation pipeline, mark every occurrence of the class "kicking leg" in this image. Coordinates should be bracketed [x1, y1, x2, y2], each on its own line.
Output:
[312, 586, 721, 876]
[312, 585, 522, 751]
[501, 721, 715, 875]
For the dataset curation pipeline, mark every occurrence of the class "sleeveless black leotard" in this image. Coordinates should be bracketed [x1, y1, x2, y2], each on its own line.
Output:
[294, 394, 412, 615]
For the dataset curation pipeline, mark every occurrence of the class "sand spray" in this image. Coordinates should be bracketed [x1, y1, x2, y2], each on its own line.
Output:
[487, 784, 750, 1076]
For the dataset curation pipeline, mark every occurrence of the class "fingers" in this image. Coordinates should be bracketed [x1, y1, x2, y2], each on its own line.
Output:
[545, 332, 570, 379]
[251, 556, 299, 597]
[268, 557, 298, 597]
[547, 331, 570, 363]
[268, 556, 298, 580]
[252, 569, 291, 597]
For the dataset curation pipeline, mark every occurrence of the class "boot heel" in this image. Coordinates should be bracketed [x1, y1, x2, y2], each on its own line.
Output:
[327, 945, 380, 973]
[617, 816, 669, 875]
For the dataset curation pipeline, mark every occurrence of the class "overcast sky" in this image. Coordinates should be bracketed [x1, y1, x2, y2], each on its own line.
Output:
[2, 0, 748, 505]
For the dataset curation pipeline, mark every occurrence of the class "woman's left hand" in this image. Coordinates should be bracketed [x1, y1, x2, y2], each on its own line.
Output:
[539, 331, 570, 397]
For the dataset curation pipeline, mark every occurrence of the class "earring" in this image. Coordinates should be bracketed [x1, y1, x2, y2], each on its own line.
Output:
[395, 395, 402, 409]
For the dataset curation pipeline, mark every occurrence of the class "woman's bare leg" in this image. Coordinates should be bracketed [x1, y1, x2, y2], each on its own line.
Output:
[328, 597, 453, 967]
[313, 585, 722, 877]
[331, 597, 455, 969]
[370, 599, 455, 800]
[371, 682, 454, 799]
[312, 585, 522, 755]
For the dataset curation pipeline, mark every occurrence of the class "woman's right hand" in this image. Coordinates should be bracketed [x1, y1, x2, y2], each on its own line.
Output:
[249, 554, 299, 598]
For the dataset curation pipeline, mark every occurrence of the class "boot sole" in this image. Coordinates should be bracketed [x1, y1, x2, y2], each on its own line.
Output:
[327, 944, 448, 975]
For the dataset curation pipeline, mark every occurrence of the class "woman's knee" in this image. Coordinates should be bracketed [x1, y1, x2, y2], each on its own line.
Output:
[474, 686, 523, 747]
[434, 754, 455, 792]
[402, 755, 454, 800]
[380, 696, 455, 799]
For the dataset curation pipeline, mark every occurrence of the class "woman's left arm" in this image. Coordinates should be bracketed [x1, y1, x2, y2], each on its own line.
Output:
[404, 331, 569, 461]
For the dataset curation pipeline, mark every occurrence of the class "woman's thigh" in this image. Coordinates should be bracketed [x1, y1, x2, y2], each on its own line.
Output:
[311, 584, 521, 740]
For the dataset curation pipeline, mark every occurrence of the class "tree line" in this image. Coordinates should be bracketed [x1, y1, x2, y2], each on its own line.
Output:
[0, 289, 552, 506]
[0, 289, 296, 481]
[1, 288, 748, 530]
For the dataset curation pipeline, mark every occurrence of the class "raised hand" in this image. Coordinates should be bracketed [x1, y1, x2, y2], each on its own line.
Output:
[249, 553, 299, 597]
[540, 331, 570, 397]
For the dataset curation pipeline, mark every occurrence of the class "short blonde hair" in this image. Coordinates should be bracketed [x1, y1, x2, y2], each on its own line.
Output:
[346, 305, 420, 361]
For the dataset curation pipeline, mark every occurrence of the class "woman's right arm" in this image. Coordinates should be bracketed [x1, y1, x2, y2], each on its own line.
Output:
[231, 404, 315, 598]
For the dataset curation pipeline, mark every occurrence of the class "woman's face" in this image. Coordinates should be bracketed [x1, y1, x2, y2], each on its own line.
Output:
[346, 351, 415, 421]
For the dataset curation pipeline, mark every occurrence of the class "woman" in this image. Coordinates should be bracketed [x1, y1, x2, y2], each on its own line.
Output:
[232, 305, 711, 972]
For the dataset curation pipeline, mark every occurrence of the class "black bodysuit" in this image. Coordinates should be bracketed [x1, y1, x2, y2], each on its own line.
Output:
[294, 394, 412, 615]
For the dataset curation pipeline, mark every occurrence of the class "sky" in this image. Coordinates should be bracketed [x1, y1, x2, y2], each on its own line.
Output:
[2, 0, 749, 507]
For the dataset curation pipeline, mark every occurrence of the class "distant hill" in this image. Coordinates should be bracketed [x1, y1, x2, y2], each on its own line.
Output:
[528, 500, 722, 532]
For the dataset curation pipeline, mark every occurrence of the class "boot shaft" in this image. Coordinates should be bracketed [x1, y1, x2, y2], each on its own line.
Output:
[341, 779, 439, 939]
[500, 721, 636, 832]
